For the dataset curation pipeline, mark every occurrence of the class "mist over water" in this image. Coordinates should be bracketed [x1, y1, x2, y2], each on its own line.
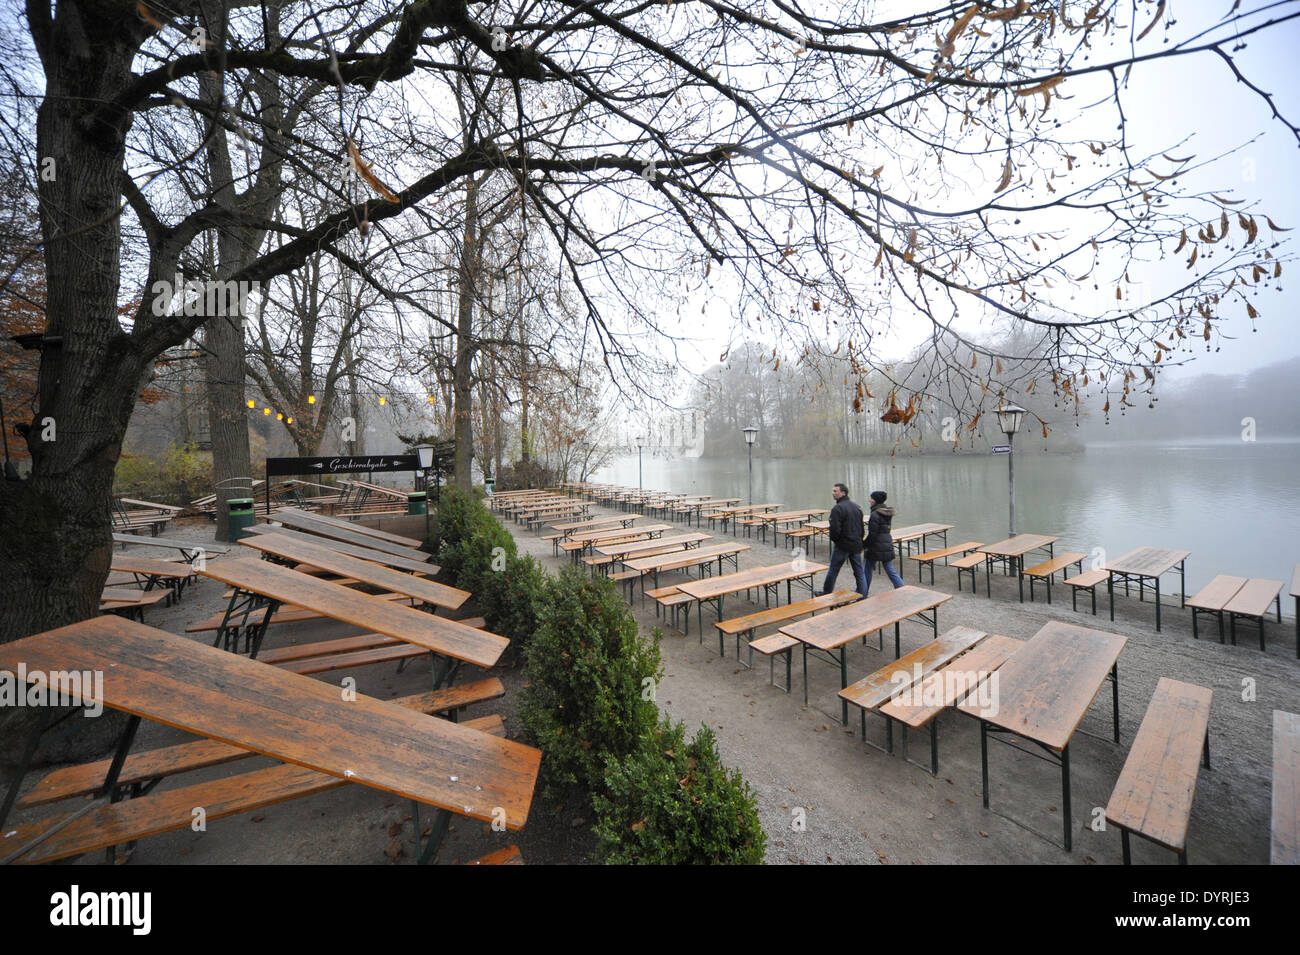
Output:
[594, 439, 1300, 602]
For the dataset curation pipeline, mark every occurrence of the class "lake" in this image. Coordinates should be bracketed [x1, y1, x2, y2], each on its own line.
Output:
[591, 439, 1300, 602]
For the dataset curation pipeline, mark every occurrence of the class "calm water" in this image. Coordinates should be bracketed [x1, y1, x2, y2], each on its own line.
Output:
[592, 440, 1300, 601]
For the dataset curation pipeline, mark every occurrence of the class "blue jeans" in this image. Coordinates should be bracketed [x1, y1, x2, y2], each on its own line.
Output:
[822, 544, 868, 596]
[865, 557, 904, 595]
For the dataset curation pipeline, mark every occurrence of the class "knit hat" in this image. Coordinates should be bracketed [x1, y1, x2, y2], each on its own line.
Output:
[870, 491, 887, 504]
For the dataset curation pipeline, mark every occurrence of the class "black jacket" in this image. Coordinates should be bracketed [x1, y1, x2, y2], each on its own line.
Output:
[865, 503, 896, 562]
[828, 496, 865, 553]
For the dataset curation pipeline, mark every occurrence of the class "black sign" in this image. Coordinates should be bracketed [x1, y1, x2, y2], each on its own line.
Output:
[266, 454, 419, 477]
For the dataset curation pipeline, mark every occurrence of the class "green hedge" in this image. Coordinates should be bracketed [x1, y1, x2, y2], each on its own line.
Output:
[594, 718, 767, 864]
[518, 564, 662, 799]
[433, 490, 765, 863]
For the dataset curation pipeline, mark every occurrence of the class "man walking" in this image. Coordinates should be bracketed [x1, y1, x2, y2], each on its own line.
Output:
[864, 490, 905, 596]
[822, 483, 868, 596]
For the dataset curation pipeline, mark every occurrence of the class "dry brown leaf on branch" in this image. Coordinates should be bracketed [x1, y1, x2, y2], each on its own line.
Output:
[1135, 0, 1165, 41]
[347, 139, 401, 202]
[1266, 217, 1293, 231]
[1247, 303, 1258, 319]
[1173, 230, 1187, 252]
[995, 156, 1013, 193]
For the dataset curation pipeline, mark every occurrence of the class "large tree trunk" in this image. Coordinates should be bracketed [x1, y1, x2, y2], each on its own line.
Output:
[0, 5, 156, 762]
[452, 178, 478, 487]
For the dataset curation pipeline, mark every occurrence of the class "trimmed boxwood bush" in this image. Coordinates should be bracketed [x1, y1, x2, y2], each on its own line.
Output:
[519, 564, 662, 798]
[433, 487, 516, 587]
[594, 718, 767, 865]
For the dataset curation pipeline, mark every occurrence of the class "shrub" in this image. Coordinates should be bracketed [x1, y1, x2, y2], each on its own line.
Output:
[434, 486, 515, 588]
[594, 718, 767, 865]
[474, 551, 548, 649]
[519, 564, 662, 798]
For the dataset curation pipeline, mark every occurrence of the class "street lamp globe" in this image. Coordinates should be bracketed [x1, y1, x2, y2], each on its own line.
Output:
[996, 404, 1027, 438]
[742, 426, 758, 445]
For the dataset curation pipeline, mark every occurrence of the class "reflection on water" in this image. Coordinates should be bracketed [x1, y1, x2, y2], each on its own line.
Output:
[592, 441, 1300, 597]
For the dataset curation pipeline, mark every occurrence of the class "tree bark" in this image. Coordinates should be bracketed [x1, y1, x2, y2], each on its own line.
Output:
[452, 177, 478, 487]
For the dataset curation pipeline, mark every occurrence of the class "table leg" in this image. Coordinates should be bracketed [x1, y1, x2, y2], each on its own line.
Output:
[1018, 556, 1024, 603]
[985, 555, 992, 599]
[1180, 559, 1186, 607]
[802, 644, 809, 706]
[1061, 742, 1072, 852]
[1111, 663, 1120, 743]
[894, 622, 901, 659]
[1108, 573, 1115, 622]
[840, 647, 848, 725]
[1155, 577, 1162, 632]
[980, 720, 990, 808]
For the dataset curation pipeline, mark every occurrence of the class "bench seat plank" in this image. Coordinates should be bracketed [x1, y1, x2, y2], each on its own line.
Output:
[1105, 677, 1212, 854]
[1186, 575, 1248, 612]
[879, 635, 1022, 728]
[1273, 709, 1300, 865]
[1223, 578, 1283, 617]
[839, 626, 986, 712]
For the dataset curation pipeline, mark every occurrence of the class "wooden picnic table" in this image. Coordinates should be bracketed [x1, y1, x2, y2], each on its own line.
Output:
[977, 534, 1059, 601]
[1292, 565, 1300, 658]
[623, 542, 751, 592]
[594, 533, 709, 561]
[244, 524, 438, 576]
[1105, 546, 1191, 632]
[1273, 709, 1300, 865]
[109, 556, 198, 601]
[550, 515, 638, 536]
[958, 619, 1126, 851]
[747, 508, 828, 543]
[239, 531, 470, 613]
[567, 522, 672, 547]
[781, 585, 953, 724]
[265, 510, 431, 561]
[198, 558, 506, 682]
[890, 523, 955, 561]
[113, 533, 229, 561]
[0, 617, 540, 863]
[676, 560, 827, 637]
[273, 507, 423, 548]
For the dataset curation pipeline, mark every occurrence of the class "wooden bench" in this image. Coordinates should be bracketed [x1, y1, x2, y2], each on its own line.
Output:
[1273, 709, 1299, 865]
[1187, 574, 1248, 642]
[4, 713, 507, 865]
[1224, 578, 1284, 651]
[465, 845, 523, 865]
[950, 552, 986, 594]
[878, 634, 1022, 775]
[749, 633, 801, 692]
[839, 627, 994, 772]
[1105, 677, 1212, 864]
[1020, 552, 1086, 604]
[16, 679, 508, 810]
[907, 541, 982, 585]
[1063, 568, 1109, 615]
[647, 586, 694, 631]
[716, 591, 861, 663]
[99, 588, 170, 621]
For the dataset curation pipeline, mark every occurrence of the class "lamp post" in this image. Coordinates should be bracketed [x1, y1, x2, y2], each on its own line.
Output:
[995, 405, 1027, 536]
[742, 426, 758, 504]
[635, 436, 644, 513]
[414, 444, 434, 542]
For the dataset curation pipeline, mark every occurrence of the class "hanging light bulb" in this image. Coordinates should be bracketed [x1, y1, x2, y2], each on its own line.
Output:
[307, 395, 316, 404]
[246, 399, 255, 409]
[263, 407, 270, 415]
[287, 417, 293, 425]
[276, 413, 283, 421]
[379, 396, 386, 406]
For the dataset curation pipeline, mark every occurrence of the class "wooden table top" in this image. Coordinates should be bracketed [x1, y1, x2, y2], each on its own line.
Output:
[979, 534, 1060, 558]
[110, 556, 197, 577]
[678, 561, 828, 600]
[623, 542, 751, 573]
[239, 533, 469, 612]
[569, 523, 672, 544]
[780, 585, 953, 651]
[1106, 546, 1192, 578]
[595, 533, 710, 558]
[199, 558, 506, 669]
[551, 516, 632, 533]
[1272, 709, 1300, 865]
[268, 510, 430, 560]
[958, 620, 1127, 752]
[245, 524, 437, 576]
[880, 634, 1023, 729]
[753, 508, 828, 523]
[891, 522, 956, 541]
[112, 533, 228, 554]
[273, 507, 422, 547]
[0, 618, 539, 828]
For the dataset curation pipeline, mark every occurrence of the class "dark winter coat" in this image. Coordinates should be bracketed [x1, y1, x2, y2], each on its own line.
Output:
[865, 503, 896, 563]
[827, 496, 865, 553]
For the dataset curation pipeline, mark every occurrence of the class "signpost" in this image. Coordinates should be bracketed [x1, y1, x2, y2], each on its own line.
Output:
[992, 445, 1011, 455]
[266, 455, 418, 477]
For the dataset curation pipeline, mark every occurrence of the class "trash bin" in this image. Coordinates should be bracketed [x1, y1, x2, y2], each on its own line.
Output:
[407, 491, 428, 515]
[227, 498, 255, 540]
[484, 478, 495, 497]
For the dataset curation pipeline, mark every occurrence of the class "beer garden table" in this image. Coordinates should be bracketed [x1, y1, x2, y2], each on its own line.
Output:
[1105, 546, 1191, 632]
